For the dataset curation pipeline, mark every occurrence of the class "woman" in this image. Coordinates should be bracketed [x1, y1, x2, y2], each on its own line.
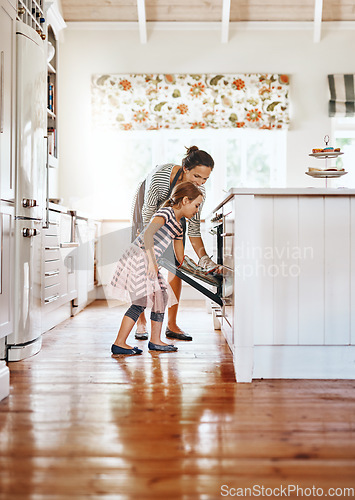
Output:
[135, 145, 219, 342]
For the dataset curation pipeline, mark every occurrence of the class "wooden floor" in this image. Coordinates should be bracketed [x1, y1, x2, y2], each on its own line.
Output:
[0, 301, 355, 499]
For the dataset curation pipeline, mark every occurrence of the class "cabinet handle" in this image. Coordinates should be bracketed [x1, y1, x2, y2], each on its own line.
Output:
[60, 242, 79, 248]
[22, 198, 37, 208]
[0, 51, 4, 134]
[45, 270, 60, 277]
[45, 294, 59, 304]
[221, 232, 233, 237]
[22, 228, 39, 237]
[45, 246, 60, 250]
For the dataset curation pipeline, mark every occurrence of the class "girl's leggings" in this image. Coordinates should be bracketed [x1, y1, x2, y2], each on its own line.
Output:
[124, 289, 168, 323]
[124, 304, 164, 323]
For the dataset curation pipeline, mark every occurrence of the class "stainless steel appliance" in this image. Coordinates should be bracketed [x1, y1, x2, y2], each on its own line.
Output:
[208, 202, 235, 346]
[6, 21, 46, 361]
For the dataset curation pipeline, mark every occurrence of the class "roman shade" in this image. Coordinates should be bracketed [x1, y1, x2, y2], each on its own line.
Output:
[92, 73, 290, 131]
[328, 74, 355, 117]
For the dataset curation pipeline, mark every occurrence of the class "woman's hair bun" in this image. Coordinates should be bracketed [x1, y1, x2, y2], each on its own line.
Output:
[185, 145, 199, 156]
[182, 145, 214, 170]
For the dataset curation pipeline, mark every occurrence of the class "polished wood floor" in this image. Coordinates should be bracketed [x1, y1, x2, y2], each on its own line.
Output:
[0, 300, 355, 499]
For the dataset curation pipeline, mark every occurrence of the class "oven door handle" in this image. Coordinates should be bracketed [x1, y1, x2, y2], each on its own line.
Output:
[220, 232, 233, 237]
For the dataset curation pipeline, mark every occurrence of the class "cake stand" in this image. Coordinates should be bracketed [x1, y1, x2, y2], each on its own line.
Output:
[306, 135, 347, 187]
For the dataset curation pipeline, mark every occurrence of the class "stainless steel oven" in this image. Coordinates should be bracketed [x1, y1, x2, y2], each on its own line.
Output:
[209, 199, 235, 346]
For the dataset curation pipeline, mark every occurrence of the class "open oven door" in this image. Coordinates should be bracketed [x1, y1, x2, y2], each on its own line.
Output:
[159, 257, 223, 306]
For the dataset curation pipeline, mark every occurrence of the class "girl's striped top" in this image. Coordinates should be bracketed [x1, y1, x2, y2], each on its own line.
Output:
[142, 163, 205, 238]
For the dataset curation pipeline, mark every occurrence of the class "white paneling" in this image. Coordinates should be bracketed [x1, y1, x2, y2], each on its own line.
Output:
[253, 197, 274, 345]
[298, 196, 325, 344]
[324, 197, 350, 345]
[233, 195, 255, 348]
[273, 196, 299, 344]
[351, 197, 355, 345]
[233, 195, 255, 383]
[253, 345, 355, 379]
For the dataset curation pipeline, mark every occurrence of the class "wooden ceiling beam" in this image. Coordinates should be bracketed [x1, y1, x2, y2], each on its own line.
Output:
[221, 0, 231, 43]
[313, 0, 323, 42]
[137, 0, 147, 43]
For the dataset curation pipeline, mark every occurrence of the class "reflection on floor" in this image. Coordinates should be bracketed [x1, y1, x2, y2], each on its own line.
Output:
[0, 300, 354, 498]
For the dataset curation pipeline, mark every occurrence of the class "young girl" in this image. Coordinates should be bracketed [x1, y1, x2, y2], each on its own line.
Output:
[110, 181, 204, 355]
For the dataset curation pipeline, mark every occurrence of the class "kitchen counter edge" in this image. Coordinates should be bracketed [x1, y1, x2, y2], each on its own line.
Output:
[212, 187, 355, 212]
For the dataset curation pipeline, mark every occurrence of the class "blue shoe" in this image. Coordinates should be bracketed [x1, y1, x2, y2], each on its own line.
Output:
[111, 344, 143, 355]
[148, 341, 178, 352]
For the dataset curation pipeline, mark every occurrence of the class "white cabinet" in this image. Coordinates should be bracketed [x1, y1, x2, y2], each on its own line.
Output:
[41, 211, 100, 329]
[45, 3, 66, 193]
[0, 0, 15, 202]
[212, 189, 355, 382]
[73, 217, 97, 313]
[0, 202, 14, 345]
[41, 209, 78, 333]
[42, 210, 61, 311]
[46, 24, 58, 170]
[0, 201, 12, 400]
[59, 213, 77, 301]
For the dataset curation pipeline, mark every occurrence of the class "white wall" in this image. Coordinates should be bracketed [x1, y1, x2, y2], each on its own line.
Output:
[58, 26, 355, 216]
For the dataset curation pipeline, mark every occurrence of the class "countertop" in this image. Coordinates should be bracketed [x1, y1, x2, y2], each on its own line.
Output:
[213, 187, 355, 211]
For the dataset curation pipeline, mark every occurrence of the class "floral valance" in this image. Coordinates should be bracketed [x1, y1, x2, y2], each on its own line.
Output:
[91, 73, 290, 131]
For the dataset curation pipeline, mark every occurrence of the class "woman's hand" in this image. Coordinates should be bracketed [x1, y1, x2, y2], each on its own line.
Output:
[198, 255, 224, 274]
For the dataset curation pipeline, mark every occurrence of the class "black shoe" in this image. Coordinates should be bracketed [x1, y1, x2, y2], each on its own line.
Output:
[165, 328, 193, 341]
[135, 331, 148, 340]
[148, 341, 178, 352]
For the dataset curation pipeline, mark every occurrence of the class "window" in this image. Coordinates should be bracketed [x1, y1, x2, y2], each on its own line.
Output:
[91, 128, 287, 220]
[332, 117, 355, 188]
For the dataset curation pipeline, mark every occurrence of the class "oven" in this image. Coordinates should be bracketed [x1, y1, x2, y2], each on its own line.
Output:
[208, 199, 235, 348]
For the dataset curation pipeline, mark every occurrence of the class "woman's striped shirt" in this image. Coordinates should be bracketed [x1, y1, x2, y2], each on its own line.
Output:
[141, 163, 205, 238]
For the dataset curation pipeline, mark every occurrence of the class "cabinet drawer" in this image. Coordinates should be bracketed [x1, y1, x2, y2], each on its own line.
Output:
[44, 234, 60, 247]
[48, 211, 60, 225]
[44, 283, 60, 303]
[44, 248, 60, 262]
[44, 273, 60, 288]
[44, 220, 60, 238]
[44, 259, 60, 273]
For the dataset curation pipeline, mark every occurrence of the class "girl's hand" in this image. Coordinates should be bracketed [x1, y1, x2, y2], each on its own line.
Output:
[173, 239, 184, 265]
[147, 259, 159, 280]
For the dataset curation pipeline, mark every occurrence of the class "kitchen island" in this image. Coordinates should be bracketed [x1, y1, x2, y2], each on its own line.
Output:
[209, 188, 355, 382]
